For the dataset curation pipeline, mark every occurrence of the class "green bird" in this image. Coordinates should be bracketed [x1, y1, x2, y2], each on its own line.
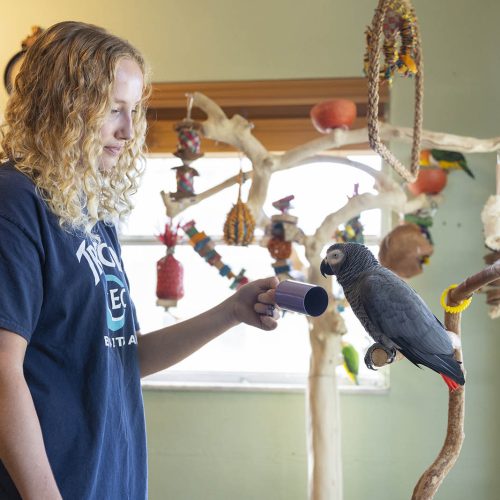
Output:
[420, 149, 474, 178]
[341, 342, 359, 385]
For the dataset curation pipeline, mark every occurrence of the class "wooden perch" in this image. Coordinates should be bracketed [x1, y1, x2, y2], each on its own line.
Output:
[160, 170, 253, 218]
[380, 123, 500, 153]
[272, 122, 500, 167]
[411, 262, 500, 499]
[367, 262, 500, 498]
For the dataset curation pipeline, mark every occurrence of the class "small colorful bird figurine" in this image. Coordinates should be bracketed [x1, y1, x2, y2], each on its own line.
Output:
[420, 149, 474, 178]
[341, 342, 359, 385]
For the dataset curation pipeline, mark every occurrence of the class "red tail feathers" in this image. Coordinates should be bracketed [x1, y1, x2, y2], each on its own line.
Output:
[441, 374, 461, 392]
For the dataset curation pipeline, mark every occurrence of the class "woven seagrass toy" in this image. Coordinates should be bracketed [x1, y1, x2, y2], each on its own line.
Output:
[223, 170, 255, 246]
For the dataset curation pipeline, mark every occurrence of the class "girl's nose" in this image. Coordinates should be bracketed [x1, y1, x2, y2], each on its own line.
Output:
[118, 114, 134, 141]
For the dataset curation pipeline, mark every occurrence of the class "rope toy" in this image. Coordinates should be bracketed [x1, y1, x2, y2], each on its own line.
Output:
[440, 284, 472, 314]
[364, 0, 423, 183]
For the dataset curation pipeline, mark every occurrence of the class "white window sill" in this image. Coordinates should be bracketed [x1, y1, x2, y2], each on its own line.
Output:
[141, 370, 390, 394]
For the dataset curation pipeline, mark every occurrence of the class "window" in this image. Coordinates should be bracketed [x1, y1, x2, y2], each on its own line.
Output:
[120, 153, 389, 391]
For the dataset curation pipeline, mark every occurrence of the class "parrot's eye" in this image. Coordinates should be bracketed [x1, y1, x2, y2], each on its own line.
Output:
[327, 249, 344, 266]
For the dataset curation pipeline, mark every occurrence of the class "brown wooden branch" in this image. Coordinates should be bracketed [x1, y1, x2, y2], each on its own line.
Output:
[411, 260, 500, 499]
[449, 262, 500, 305]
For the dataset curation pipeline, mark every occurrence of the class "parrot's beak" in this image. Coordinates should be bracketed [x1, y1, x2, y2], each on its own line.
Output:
[320, 258, 333, 277]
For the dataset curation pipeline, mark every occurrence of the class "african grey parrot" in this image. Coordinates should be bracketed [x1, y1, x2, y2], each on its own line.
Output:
[320, 242, 465, 390]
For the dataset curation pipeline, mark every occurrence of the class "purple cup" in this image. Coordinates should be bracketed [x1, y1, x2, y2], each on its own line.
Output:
[275, 280, 329, 317]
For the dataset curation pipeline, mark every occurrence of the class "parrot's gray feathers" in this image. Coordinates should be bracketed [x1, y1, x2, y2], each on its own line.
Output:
[393, 336, 465, 384]
[359, 271, 453, 355]
[359, 271, 465, 384]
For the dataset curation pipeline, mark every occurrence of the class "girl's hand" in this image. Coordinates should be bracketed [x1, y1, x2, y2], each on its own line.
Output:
[229, 276, 280, 331]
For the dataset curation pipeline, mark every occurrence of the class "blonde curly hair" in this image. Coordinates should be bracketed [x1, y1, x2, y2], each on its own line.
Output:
[0, 21, 151, 235]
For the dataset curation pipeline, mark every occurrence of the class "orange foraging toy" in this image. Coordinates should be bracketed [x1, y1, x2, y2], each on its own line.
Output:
[310, 99, 357, 134]
[407, 168, 447, 196]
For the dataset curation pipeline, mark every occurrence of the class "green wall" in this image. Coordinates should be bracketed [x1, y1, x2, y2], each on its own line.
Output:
[2, 1, 499, 499]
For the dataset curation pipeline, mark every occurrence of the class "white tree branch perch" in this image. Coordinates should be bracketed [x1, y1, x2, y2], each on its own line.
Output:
[159, 91, 499, 500]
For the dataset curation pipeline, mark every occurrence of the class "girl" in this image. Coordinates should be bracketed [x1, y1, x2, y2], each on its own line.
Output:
[0, 21, 279, 499]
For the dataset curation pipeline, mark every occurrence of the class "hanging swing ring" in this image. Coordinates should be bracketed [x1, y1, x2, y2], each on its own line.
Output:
[366, 0, 424, 183]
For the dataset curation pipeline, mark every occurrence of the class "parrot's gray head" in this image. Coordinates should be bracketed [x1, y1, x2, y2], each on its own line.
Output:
[320, 242, 379, 279]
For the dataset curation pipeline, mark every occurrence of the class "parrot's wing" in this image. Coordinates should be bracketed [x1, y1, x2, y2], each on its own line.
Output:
[359, 270, 453, 356]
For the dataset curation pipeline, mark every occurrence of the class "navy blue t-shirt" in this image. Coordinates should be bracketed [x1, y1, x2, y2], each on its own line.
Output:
[0, 163, 147, 499]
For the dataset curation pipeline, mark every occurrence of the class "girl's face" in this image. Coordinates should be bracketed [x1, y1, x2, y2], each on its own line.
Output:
[99, 58, 144, 172]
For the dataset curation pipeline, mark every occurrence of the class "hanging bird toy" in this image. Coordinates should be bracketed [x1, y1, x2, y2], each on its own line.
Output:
[378, 222, 434, 278]
[265, 195, 303, 280]
[363, 0, 418, 84]
[156, 220, 184, 309]
[364, 0, 423, 184]
[335, 217, 364, 244]
[335, 184, 365, 244]
[171, 95, 203, 200]
[481, 251, 500, 319]
[171, 164, 199, 200]
[320, 242, 465, 391]
[223, 169, 255, 246]
[480, 152, 500, 318]
[404, 205, 436, 244]
[174, 124, 203, 163]
[182, 220, 249, 289]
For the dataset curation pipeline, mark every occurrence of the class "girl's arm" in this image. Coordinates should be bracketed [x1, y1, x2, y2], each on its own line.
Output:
[0, 329, 62, 500]
[137, 277, 279, 378]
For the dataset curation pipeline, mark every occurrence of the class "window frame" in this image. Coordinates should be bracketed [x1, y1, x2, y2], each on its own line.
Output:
[130, 78, 391, 392]
[120, 153, 389, 393]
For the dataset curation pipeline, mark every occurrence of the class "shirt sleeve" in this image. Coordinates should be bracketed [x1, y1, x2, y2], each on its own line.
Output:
[0, 214, 44, 340]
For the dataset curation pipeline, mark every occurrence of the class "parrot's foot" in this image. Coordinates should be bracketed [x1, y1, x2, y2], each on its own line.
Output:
[364, 343, 397, 370]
